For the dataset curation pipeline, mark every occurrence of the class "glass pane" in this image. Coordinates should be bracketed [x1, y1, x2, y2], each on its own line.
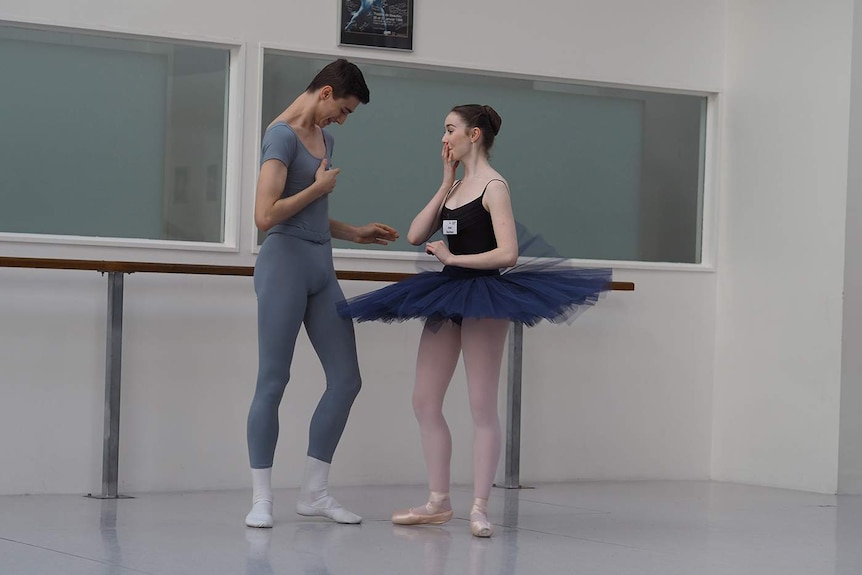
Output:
[260, 52, 707, 263]
[0, 25, 230, 243]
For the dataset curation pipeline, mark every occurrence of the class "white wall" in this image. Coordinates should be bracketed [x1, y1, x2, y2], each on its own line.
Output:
[839, 0, 862, 495]
[0, 267, 715, 495]
[713, 0, 853, 493]
[0, 0, 727, 495]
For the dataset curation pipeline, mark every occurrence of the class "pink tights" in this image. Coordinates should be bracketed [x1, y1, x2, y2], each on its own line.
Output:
[412, 318, 509, 500]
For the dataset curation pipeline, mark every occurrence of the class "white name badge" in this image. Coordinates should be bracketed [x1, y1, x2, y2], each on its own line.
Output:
[442, 219, 458, 235]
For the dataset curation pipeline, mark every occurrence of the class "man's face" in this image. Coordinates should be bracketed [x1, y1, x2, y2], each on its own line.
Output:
[319, 92, 361, 128]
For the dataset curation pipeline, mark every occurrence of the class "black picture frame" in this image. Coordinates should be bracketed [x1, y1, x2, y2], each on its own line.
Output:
[340, 0, 414, 51]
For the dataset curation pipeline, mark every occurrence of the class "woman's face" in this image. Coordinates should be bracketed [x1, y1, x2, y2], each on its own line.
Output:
[441, 112, 472, 161]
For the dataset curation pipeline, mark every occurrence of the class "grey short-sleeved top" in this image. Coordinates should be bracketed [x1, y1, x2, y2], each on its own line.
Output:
[260, 122, 334, 243]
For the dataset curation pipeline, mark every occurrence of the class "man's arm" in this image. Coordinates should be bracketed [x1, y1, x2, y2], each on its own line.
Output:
[255, 158, 338, 232]
[329, 219, 358, 242]
[330, 219, 399, 245]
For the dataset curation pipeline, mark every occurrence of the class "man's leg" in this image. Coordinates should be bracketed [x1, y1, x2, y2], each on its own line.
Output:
[295, 273, 363, 523]
[246, 234, 308, 527]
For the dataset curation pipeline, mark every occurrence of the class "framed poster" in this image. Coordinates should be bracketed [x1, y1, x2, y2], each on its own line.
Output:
[340, 0, 414, 51]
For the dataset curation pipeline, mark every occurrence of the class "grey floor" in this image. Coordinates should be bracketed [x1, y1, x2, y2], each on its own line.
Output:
[0, 481, 860, 574]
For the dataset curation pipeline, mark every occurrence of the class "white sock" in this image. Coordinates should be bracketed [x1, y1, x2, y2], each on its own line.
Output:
[296, 457, 361, 524]
[245, 467, 274, 528]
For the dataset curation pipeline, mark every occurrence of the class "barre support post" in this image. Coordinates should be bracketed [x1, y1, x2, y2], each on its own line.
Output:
[89, 271, 130, 499]
[501, 321, 524, 489]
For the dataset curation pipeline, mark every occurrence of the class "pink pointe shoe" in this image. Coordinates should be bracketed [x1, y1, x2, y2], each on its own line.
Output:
[470, 498, 494, 537]
[392, 491, 453, 526]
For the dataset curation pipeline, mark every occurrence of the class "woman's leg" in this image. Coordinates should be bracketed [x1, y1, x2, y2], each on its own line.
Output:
[414, 321, 462, 493]
[461, 318, 509, 537]
[392, 320, 461, 525]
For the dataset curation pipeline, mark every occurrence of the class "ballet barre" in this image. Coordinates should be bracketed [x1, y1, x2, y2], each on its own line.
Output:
[0, 256, 634, 497]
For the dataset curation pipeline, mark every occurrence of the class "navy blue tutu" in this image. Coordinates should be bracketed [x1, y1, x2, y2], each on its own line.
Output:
[338, 262, 612, 327]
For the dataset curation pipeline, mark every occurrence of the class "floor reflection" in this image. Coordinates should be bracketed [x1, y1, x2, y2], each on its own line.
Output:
[99, 499, 125, 575]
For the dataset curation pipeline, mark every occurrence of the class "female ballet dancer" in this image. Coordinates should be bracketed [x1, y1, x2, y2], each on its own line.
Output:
[340, 104, 611, 537]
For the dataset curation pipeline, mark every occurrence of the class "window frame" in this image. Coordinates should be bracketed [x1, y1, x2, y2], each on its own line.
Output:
[0, 20, 245, 253]
[255, 46, 719, 272]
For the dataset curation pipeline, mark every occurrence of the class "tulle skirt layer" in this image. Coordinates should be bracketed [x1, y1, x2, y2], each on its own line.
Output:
[338, 263, 612, 327]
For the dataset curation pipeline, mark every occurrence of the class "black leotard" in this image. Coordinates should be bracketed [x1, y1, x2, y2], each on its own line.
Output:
[441, 180, 501, 256]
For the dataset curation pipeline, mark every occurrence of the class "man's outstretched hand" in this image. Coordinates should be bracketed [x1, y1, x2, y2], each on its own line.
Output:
[354, 223, 399, 245]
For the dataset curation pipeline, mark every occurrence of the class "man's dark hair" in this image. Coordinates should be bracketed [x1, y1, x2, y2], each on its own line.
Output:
[306, 59, 370, 104]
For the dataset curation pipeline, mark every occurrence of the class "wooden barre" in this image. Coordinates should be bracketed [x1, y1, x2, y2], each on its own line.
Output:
[0, 257, 635, 290]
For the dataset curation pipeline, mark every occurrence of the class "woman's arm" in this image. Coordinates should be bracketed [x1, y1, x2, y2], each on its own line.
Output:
[406, 181, 457, 245]
[407, 142, 461, 245]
